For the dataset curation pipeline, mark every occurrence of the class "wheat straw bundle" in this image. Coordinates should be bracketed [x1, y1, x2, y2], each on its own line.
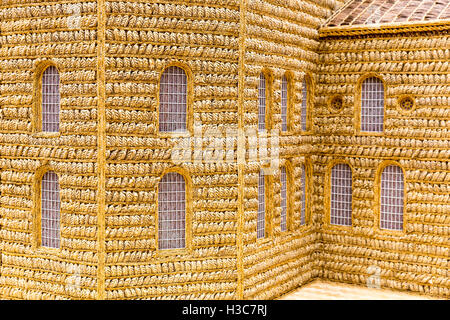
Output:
[1, 0, 448, 301]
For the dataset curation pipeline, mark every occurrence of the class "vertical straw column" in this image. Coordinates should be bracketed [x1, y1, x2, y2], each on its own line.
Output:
[237, 0, 248, 300]
[0, 16, 2, 294]
[97, 0, 107, 300]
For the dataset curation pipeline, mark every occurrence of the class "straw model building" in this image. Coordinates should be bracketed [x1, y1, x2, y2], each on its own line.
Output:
[0, 0, 448, 300]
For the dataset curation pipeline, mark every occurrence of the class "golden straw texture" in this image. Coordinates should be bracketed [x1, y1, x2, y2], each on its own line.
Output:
[0, 0, 448, 300]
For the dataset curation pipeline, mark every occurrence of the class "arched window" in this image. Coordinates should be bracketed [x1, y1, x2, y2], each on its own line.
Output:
[158, 172, 186, 249]
[281, 75, 288, 132]
[41, 171, 61, 248]
[330, 164, 352, 226]
[301, 78, 308, 131]
[159, 66, 188, 133]
[361, 77, 384, 132]
[300, 164, 306, 225]
[257, 169, 266, 238]
[380, 165, 404, 231]
[41, 66, 61, 132]
[258, 73, 266, 132]
[280, 166, 288, 231]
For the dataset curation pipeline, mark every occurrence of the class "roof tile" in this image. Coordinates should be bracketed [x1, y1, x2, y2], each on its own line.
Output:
[326, 0, 450, 27]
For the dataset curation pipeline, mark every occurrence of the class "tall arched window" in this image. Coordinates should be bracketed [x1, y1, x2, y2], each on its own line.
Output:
[300, 164, 307, 225]
[159, 66, 188, 133]
[361, 77, 384, 132]
[41, 66, 61, 132]
[158, 172, 186, 249]
[330, 164, 352, 226]
[41, 171, 61, 248]
[380, 165, 404, 231]
[280, 166, 288, 231]
[257, 169, 266, 238]
[301, 78, 308, 131]
[258, 73, 267, 132]
[281, 75, 288, 132]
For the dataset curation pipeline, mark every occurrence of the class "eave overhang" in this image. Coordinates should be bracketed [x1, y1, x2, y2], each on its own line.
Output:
[319, 19, 450, 38]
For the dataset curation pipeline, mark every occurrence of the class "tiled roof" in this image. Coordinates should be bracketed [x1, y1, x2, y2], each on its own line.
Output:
[326, 0, 450, 27]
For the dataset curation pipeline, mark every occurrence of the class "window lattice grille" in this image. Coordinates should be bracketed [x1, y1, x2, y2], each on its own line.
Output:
[281, 76, 288, 132]
[361, 77, 384, 132]
[380, 165, 404, 231]
[41, 171, 61, 248]
[258, 73, 266, 132]
[300, 164, 306, 225]
[301, 79, 308, 131]
[257, 169, 266, 238]
[41, 66, 60, 132]
[280, 166, 287, 232]
[158, 172, 186, 250]
[330, 164, 352, 226]
[159, 66, 188, 132]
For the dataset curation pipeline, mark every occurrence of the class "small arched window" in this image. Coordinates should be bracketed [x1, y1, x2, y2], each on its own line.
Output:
[361, 77, 384, 132]
[158, 172, 186, 250]
[300, 164, 307, 225]
[281, 75, 288, 132]
[280, 166, 288, 231]
[41, 66, 61, 132]
[301, 78, 308, 131]
[41, 171, 61, 248]
[159, 66, 188, 133]
[258, 73, 267, 132]
[257, 169, 266, 238]
[380, 165, 404, 231]
[330, 164, 352, 226]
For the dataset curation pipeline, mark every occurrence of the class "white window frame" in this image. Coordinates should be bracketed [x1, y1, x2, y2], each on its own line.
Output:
[380, 165, 404, 231]
[257, 169, 266, 238]
[330, 164, 352, 226]
[280, 166, 287, 232]
[159, 66, 188, 133]
[258, 73, 266, 132]
[281, 75, 288, 132]
[361, 77, 384, 132]
[301, 78, 308, 131]
[300, 164, 307, 225]
[41, 171, 61, 248]
[41, 66, 61, 133]
[158, 172, 187, 250]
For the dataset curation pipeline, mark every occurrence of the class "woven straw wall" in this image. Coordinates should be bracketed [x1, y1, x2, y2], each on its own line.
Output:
[0, 0, 349, 300]
[316, 32, 450, 299]
[0, 0, 99, 299]
[101, 0, 346, 300]
[11, 0, 448, 302]
[102, 0, 241, 299]
[240, 0, 345, 300]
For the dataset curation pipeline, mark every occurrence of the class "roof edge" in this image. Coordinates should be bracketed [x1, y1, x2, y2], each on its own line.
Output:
[319, 19, 450, 38]
[320, 0, 354, 29]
